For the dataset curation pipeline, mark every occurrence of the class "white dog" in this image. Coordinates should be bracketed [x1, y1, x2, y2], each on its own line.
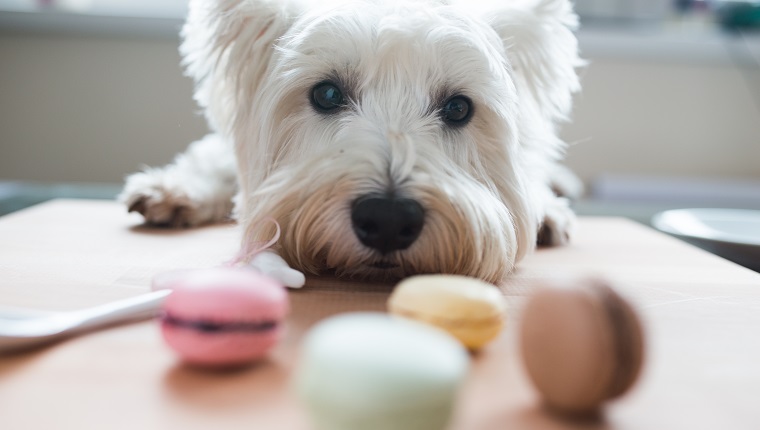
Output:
[120, 0, 583, 288]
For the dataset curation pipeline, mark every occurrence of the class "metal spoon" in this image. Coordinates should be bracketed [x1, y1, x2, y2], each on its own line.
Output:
[0, 290, 171, 354]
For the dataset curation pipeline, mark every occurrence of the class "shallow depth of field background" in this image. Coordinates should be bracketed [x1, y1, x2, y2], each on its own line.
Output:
[1, 0, 759, 215]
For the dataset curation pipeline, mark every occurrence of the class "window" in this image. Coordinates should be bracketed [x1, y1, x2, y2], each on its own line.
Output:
[0, 0, 188, 18]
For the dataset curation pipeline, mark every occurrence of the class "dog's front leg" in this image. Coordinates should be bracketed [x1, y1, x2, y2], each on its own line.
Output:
[248, 251, 306, 289]
[538, 163, 583, 247]
[538, 196, 577, 247]
[119, 134, 237, 227]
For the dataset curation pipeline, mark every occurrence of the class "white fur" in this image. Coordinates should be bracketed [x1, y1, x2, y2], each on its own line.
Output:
[120, 134, 237, 227]
[120, 0, 583, 285]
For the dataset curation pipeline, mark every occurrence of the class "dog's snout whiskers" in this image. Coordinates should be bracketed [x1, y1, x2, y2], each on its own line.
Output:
[369, 260, 400, 270]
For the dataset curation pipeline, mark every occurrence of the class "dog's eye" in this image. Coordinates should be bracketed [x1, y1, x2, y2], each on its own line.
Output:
[441, 96, 472, 125]
[311, 82, 344, 112]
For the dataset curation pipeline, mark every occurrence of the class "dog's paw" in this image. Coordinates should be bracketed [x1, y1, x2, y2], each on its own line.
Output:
[120, 171, 205, 228]
[537, 197, 577, 247]
[249, 251, 306, 289]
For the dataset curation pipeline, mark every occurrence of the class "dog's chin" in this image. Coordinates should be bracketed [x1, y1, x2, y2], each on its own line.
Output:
[326, 256, 414, 282]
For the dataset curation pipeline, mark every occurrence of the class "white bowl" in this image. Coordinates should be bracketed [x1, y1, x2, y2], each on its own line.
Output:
[652, 209, 760, 272]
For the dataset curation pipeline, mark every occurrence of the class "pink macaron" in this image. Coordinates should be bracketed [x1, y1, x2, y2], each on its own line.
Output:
[156, 267, 289, 367]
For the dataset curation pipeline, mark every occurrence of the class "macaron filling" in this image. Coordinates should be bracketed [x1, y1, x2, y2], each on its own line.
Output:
[161, 312, 279, 333]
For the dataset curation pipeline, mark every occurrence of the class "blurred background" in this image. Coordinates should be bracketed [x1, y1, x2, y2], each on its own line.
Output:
[0, 0, 759, 223]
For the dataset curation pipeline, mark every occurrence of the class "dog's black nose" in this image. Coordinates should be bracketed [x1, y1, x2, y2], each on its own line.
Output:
[351, 195, 425, 254]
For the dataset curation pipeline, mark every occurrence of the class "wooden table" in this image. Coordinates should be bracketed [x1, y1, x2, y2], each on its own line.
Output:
[1, 199, 759, 430]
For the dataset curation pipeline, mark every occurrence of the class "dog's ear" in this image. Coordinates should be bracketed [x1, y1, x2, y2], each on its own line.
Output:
[180, 0, 301, 134]
[486, 0, 583, 123]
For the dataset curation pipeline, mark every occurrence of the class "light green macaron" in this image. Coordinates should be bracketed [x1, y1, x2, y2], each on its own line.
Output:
[295, 313, 470, 430]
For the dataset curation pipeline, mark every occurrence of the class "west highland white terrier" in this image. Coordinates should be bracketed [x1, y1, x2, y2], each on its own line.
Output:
[120, 0, 584, 288]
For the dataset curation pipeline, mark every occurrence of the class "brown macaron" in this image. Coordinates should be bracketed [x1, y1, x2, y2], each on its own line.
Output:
[519, 277, 645, 416]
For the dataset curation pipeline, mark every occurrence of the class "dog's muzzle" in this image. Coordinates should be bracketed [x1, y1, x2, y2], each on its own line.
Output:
[350, 194, 425, 255]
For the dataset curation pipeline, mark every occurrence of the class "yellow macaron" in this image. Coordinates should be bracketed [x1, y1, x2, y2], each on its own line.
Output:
[388, 274, 507, 350]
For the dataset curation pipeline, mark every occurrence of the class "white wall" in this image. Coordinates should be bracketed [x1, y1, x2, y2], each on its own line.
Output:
[0, 23, 759, 185]
[0, 32, 207, 183]
[563, 58, 760, 183]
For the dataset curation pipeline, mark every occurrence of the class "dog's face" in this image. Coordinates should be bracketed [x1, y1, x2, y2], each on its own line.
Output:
[183, 0, 580, 283]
